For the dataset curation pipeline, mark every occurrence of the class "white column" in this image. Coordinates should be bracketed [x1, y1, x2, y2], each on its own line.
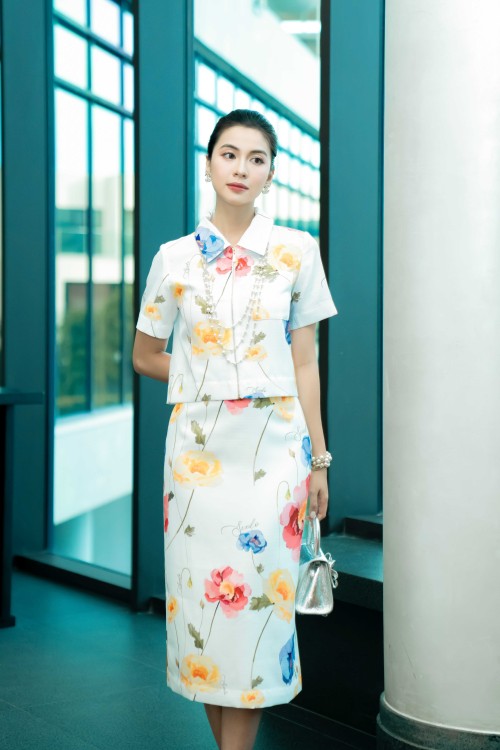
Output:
[381, 0, 500, 744]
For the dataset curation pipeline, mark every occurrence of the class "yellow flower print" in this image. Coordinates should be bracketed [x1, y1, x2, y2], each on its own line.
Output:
[252, 304, 270, 320]
[245, 344, 267, 361]
[270, 396, 295, 421]
[264, 569, 295, 623]
[192, 321, 232, 358]
[180, 654, 221, 693]
[173, 450, 223, 487]
[144, 302, 161, 320]
[170, 403, 184, 422]
[269, 243, 302, 274]
[172, 283, 185, 300]
[241, 689, 265, 707]
[166, 595, 178, 622]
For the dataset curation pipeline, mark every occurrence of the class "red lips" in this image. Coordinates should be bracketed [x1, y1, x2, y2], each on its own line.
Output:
[227, 182, 248, 190]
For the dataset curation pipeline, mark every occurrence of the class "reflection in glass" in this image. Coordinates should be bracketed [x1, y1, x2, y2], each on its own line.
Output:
[91, 0, 120, 47]
[91, 45, 121, 106]
[55, 90, 89, 415]
[123, 119, 135, 257]
[54, 0, 86, 26]
[123, 119, 135, 402]
[54, 25, 88, 89]
[92, 106, 121, 407]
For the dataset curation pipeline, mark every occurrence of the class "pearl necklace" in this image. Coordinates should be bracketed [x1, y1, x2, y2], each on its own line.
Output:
[200, 247, 270, 365]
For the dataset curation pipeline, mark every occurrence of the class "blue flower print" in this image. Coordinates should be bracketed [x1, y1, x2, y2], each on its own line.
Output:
[237, 529, 267, 554]
[283, 319, 291, 344]
[279, 632, 295, 685]
[301, 435, 312, 468]
[242, 391, 267, 399]
[194, 226, 225, 262]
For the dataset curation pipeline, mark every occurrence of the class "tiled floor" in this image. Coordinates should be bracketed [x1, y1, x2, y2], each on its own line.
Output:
[0, 572, 367, 749]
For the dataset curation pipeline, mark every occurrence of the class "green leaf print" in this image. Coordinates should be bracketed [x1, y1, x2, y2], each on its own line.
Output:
[249, 594, 273, 611]
[254, 469, 266, 481]
[251, 676, 263, 688]
[285, 488, 291, 500]
[194, 294, 212, 314]
[257, 263, 279, 279]
[289, 448, 295, 458]
[154, 294, 166, 303]
[251, 331, 266, 345]
[201, 393, 211, 403]
[292, 291, 301, 303]
[253, 397, 273, 409]
[256, 563, 264, 574]
[191, 420, 206, 446]
[168, 491, 174, 501]
[184, 525, 195, 536]
[188, 622, 204, 650]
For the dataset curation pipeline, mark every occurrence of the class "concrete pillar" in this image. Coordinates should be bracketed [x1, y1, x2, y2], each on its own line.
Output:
[379, 1, 500, 747]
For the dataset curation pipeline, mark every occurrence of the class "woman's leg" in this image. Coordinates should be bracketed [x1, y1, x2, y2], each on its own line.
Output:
[220, 706, 263, 750]
[204, 704, 223, 749]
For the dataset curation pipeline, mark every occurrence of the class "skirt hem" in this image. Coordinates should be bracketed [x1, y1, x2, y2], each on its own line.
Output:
[166, 668, 302, 709]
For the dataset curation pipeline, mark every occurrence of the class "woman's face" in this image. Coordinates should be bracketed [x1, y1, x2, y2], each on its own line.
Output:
[206, 125, 274, 209]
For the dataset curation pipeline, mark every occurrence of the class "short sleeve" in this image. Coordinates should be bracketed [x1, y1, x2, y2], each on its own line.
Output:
[136, 243, 179, 339]
[288, 232, 338, 330]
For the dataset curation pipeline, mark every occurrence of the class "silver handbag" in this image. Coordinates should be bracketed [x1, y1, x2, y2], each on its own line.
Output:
[295, 516, 339, 616]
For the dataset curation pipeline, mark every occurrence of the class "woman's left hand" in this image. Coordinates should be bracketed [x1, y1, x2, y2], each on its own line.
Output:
[307, 469, 329, 521]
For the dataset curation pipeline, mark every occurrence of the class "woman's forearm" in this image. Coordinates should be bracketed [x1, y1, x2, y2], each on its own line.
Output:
[133, 351, 171, 383]
[294, 360, 327, 456]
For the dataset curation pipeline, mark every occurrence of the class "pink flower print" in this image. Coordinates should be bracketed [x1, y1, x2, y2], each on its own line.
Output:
[235, 252, 253, 276]
[216, 247, 234, 274]
[224, 398, 252, 415]
[204, 566, 251, 618]
[163, 493, 170, 533]
[215, 246, 254, 276]
[279, 475, 310, 560]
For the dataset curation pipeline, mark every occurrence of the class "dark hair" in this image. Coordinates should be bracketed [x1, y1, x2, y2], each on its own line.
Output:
[206, 109, 278, 169]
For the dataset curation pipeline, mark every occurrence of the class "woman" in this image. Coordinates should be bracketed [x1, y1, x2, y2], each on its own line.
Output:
[133, 109, 337, 750]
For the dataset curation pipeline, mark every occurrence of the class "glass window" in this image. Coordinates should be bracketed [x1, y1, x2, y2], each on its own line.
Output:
[197, 105, 217, 149]
[123, 62, 134, 112]
[216, 77, 234, 112]
[54, 25, 88, 89]
[197, 61, 216, 106]
[91, 45, 121, 106]
[234, 88, 251, 110]
[123, 10, 134, 55]
[91, 0, 120, 47]
[54, 0, 87, 25]
[193, 56, 320, 236]
[52, 1, 135, 577]
[55, 90, 89, 414]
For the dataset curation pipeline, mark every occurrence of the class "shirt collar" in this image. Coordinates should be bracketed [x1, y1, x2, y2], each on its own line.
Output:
[194, 208, 274, 262]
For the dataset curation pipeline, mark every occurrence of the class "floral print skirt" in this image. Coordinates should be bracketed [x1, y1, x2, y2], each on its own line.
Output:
[163, 396, 312, 708]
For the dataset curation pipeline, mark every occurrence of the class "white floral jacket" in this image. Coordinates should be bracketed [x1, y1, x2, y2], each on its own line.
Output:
[136, 208, 338, 403]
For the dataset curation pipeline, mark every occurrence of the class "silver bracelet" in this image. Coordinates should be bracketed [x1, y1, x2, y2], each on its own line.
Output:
[311, 450, 332, 470]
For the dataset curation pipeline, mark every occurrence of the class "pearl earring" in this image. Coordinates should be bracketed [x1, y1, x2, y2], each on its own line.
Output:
[262, 182, 271, 194]
[205, 172, 212, 182]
